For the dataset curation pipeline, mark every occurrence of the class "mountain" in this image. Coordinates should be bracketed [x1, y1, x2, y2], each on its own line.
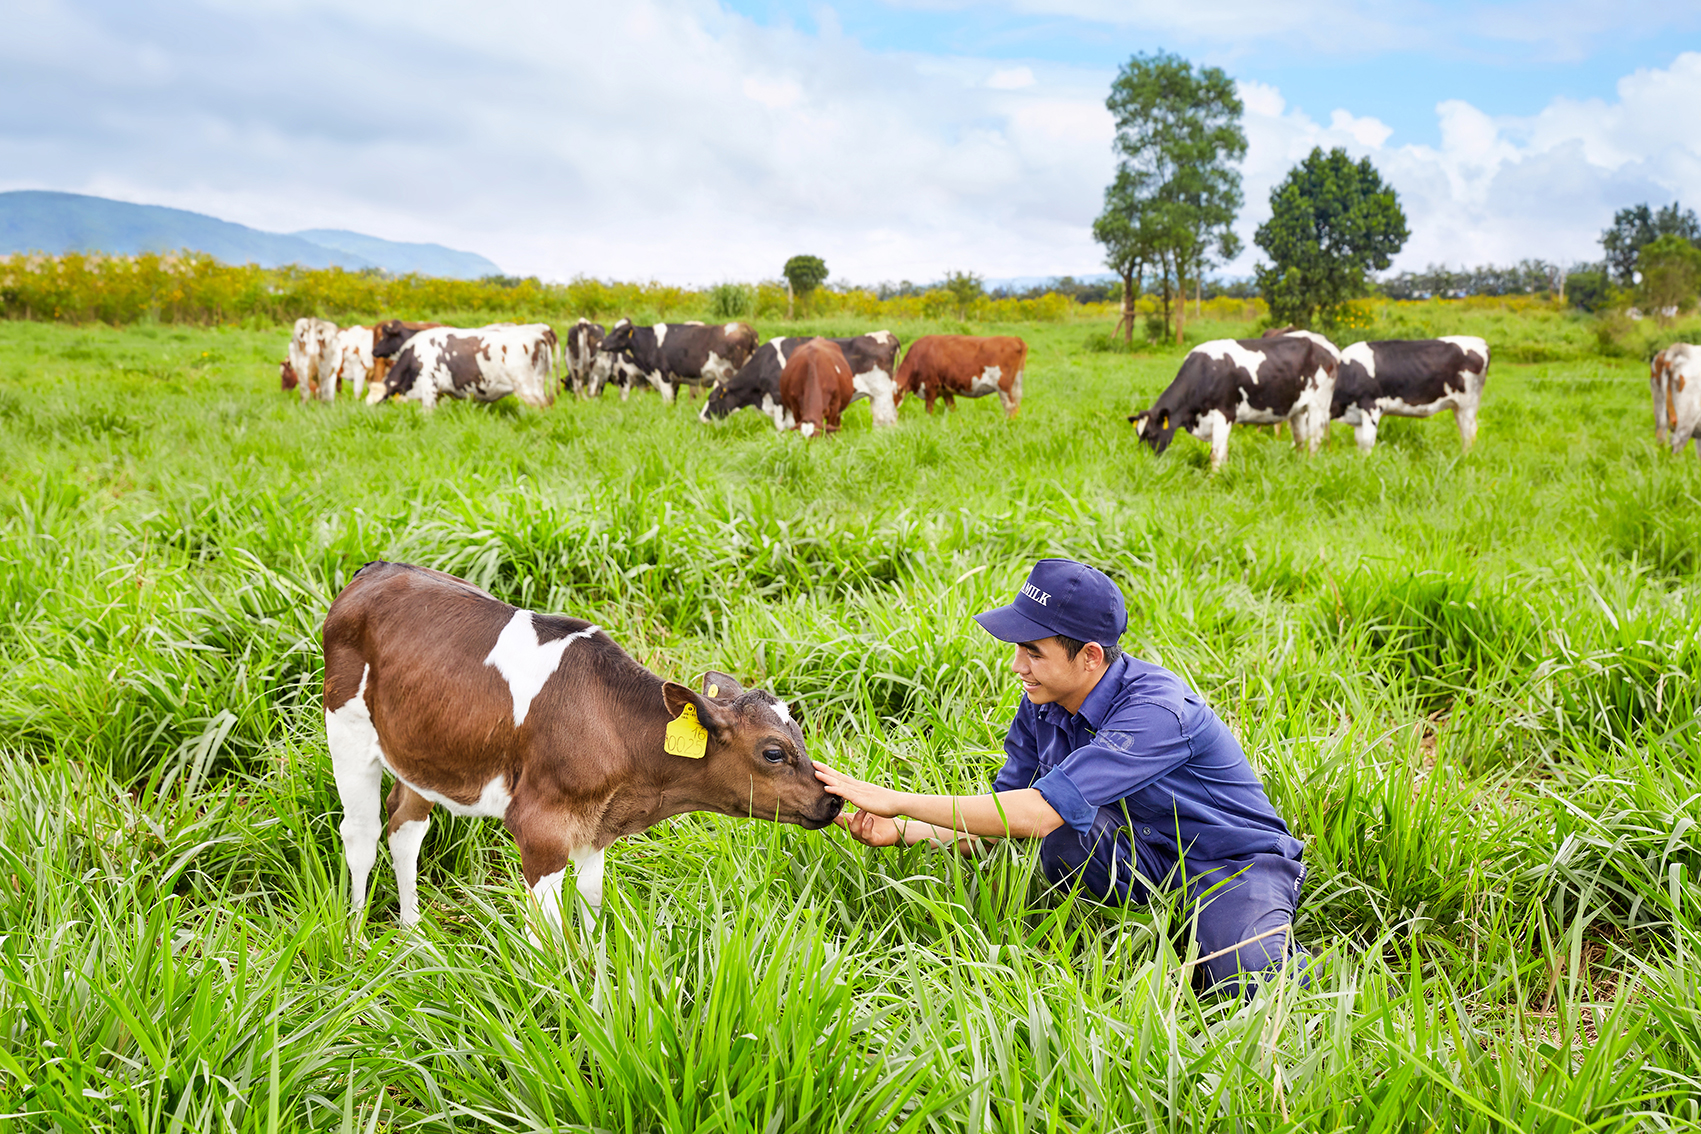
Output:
[0, 190, 503, 278]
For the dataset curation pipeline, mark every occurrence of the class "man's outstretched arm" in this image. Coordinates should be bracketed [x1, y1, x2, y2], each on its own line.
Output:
[813, 761, 1066, 847]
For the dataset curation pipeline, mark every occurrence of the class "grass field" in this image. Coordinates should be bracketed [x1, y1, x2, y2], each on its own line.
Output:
[3, 313, 1701, 1132]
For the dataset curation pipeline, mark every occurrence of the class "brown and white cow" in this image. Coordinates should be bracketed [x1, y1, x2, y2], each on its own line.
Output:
[894, 335, 1027, 419]
[1130, 336, 1337, 471]
[1653, 343, 1701, 456]
[289, 317, 339, 403]
[779, 338, 857, 439]
[700, 331, 902, 429]
[1332, 336, 1490, 451]
[366, 324, 559, 411]
[330, 325, 377, 400]
[597, 320, 759, 403]
[323, 561, 841, 931]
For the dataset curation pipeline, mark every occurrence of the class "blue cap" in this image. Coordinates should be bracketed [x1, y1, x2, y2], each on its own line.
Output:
[974, 558, 1127, 648]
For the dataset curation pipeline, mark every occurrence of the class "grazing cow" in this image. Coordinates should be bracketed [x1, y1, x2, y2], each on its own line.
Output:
[330, 325, 377, 400]
[280, 359, 299, 392]
[367, 324, 559, 411]
[1129, 336, 1337, 471]
[1653, 343, 1701, 456]
[778, 338, 857, 439]
[370, 319, 443, 391]
[289, 317, 339, 403]
[564, 318, 617, 397]
[597, 320, 759, 403]
[1332, 336, 1491, 451]
[323, 561, 841, 930]
[700, 331, 902, 429]
[894, 335, 1027, 419]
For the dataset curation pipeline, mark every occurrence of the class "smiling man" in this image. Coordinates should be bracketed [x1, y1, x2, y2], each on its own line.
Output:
[813, 557, 1308, 993]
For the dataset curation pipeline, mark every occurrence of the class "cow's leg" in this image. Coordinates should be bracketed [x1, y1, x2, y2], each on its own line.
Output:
[571, 845, 606, 915]
[657, 379, 676, 405]
[516, 830, 573, 942]
[385, 782, 435, 928]
[1653, 371, 1669, 444]
[1354, 408, 1380, 452]
[1207, 411, 1232, 472]
[1454, 401, 1480, 450]
[943, 392, 957, 412]
[325, 694, 384, 920]
[923, 384, 937, 414]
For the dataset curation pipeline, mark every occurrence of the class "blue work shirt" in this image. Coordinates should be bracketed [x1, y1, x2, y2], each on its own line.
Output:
[995, 654, 1303, 864]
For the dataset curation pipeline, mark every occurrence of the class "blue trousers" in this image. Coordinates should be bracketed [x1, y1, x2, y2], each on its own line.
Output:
[1040, 806, 1308, 994]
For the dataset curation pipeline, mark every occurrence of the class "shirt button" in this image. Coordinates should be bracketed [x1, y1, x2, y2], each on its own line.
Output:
[1141, 827, 1152, 837]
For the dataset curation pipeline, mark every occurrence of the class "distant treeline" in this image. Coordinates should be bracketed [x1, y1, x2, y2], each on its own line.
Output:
[0, 251, 1111, 327]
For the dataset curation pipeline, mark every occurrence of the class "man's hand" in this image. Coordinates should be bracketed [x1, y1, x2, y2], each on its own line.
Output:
[835, 810, 903, 847]
[812, 761, 904, 817]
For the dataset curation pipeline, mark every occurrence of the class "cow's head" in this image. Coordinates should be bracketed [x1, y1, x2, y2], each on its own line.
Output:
[598, 318, 635, 355]
[372, 320, 417, 359]
[662, 672, 841, 830]
[700, 367, 768, 421]
[1129, 405, 1180, 454]
[280, 359, 299, 391]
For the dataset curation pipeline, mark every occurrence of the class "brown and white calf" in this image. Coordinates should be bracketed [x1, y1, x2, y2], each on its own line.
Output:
[322, 561, 841, 931]
[778, 338, 857, 438]
[1652, 343, 1701, 456]
[894, 334, 1028, 419]
[289, 317, 339, 403]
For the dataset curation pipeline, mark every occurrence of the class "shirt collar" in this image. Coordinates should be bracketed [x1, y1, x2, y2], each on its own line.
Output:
[1033, 653, 1130, 731]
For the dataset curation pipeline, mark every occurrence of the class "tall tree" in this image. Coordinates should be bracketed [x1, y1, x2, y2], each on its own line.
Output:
[1091, 169, 1161, 342]
[1637, 234, 1701, 324]
[942, 270, 984, 320]
[1600, 202, 1701, 286]
[1253, 147, 1407, 329]
[1102, 51, 1246, 344]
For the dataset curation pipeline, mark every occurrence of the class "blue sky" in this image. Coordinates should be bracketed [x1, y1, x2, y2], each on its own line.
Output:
[722, 0, 1699, 146]
[1, 0, 1698, 281]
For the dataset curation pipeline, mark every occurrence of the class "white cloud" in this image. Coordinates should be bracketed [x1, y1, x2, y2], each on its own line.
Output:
[1232, 54, 1701, 273]
[988, 66, 1036, 90]
[1, 1, 1697, 285]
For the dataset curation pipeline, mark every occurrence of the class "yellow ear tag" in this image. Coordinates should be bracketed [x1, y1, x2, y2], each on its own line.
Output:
[664, 703, 709, 759]
[707, 684, 719, 698]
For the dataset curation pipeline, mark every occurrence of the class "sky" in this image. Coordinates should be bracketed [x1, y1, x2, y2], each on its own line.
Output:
[3, 0, 1699, 283]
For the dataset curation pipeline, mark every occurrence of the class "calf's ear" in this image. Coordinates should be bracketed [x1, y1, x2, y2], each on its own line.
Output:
[1129, 412, 1148, 434]
[662, 681, 733, 737]
[702, 670, 745, 699]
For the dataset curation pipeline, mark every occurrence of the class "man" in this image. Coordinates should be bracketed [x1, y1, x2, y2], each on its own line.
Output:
[813, 558, 1308, 993]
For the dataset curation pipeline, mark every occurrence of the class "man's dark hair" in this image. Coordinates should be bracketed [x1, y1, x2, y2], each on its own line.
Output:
[1054, 634, 1123, 665]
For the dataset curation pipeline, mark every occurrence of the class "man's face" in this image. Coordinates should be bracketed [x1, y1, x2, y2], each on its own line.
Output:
[1010, 638, 1097, 708]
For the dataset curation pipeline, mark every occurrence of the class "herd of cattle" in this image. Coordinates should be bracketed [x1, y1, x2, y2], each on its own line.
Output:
[275, 314, 1701, 463]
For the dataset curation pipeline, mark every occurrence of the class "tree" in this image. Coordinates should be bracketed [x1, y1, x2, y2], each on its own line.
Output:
[1253, 147, 1407, 329]
[1092, 169, 1162, 342]
[942, 270, 983, 320]
[782, 255, 828, 318]
[1102, 51, 1246, 344]
[1601, 203, 1701, 286]
[1637, 234, 1701, 324]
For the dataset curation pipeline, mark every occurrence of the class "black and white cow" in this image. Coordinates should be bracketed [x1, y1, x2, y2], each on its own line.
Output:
[597, 320, 759, 403]
[367, 324, 558, 411]
[1332, 336, 1490, 450]
[1129, 336, 1337, 471]
[699, 331, 903, 429]
[564, 318, 616, 397]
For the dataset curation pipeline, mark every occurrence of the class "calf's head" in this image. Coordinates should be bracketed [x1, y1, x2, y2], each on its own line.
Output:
[661, 673, 841, 829]
[1128, 406, 1180, 454]
[700, 373, 764, 421]
[598, 319, 636, 355]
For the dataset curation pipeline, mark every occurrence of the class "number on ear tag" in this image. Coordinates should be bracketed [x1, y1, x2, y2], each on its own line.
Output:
[664, 703, 708, 759]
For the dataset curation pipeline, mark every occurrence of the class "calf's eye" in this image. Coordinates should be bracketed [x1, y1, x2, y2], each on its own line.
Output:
[762, 747, 786, 763]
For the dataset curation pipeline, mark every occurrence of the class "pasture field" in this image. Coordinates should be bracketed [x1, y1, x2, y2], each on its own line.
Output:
[2, 314, 1701, 1132]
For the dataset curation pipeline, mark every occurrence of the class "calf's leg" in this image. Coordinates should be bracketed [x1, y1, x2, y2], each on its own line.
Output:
[325, 684, 384, 919]
[385, 783, 435, 928]
[1454, 401, 1480, 450]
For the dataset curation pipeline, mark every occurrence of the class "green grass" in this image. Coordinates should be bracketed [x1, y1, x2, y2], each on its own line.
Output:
[2, 314, 1701, 1131]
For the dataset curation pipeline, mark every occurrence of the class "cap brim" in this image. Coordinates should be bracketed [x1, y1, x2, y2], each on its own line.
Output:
[973, 604, 1059, 643]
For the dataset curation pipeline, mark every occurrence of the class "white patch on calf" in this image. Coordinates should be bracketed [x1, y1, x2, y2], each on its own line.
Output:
[770, 699, 795, 726]
[852, 367, 899, 426]
[654, 323, 668, 348]
[1196, 339, 1267, 382]
[484, 610, 599, 726]
[530, 868, 567, 938]
[725, 323, 741, 335]
[571, 845, 606, 912]
[800, 421, 817, 438]
[327, 664, 385, 915]
[869, 330, 895, 345]
[702, 350, 735, 385]
[969, 365, 1003, 396]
